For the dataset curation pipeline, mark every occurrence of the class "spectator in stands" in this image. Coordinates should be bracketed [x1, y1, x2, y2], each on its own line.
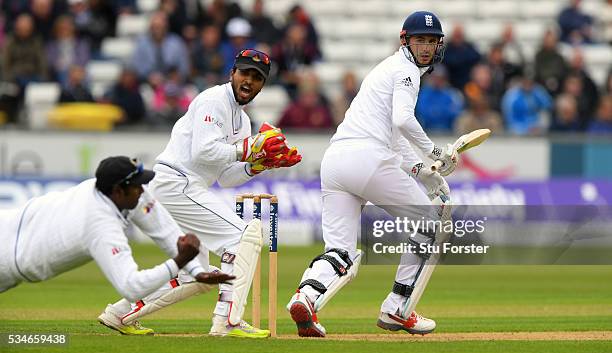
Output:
[285, 5, 321, 60]
[332, 71, 359, 126]
[131, 11, 190, 83]
[102, 68, 146, 125]
[566, 49, 599, 121]
[463, 64, 498, 112]
[1, 0, 30, 33]
[486, 43, 522, 108]
[557, 0, 594, 44]
[70, 0, 117, 55]
[1, 14, 47, 123]
[588, 95, 612, 133]
[442, 24, 481, 91]
[561, 72, 597, 128]
[220, 17, 257, 75]
[272, 23, 320, 99]
[498, 24, 525, 69]
[534, 29, 568, 96]
[58, 65, 94, 102]
[2, 13, 48, 85]
[415, 65, 463, 132]
[191, 25, 225, 89]
[604, 0, 612, 45]
[151, 68, 194, 114]
[114, 0, 137, 14]
[248, 0, 280, 47]
[277, 71, 334, 129]
[46, 15, 91, 86]
[159, 0, 207, 40]
[454, 96, 504, 135]
[207, 0, 243, 37]
[501, 71, 553, 135]
[29, 0, 67, 42]
[550, 93, 581, 131]
[149, 82, 188, 127]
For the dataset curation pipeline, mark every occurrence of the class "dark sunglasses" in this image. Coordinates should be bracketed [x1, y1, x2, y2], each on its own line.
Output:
[117, 159, 144, 186]
[237, 49, 270, 65]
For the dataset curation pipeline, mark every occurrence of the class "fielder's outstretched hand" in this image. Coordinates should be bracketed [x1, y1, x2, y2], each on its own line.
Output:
[195, 271, 235, 285]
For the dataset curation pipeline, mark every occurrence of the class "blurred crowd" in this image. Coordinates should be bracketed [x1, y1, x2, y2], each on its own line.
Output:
[0, 0, 610, 134]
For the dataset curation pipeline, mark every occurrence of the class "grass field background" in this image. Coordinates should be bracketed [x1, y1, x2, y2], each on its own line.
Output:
[1, 244, 611, 352]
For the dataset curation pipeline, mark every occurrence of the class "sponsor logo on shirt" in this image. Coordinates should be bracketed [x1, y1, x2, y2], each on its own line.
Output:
[204, 115, 213, 123]
[111, 247, 120, 255]
[400, 76, 413, 87]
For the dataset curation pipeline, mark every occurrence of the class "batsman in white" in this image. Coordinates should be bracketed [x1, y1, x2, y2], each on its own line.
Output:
[0, 156, 233, 335]
[286, 11, 458, 337]
[99, 49, 301, 338]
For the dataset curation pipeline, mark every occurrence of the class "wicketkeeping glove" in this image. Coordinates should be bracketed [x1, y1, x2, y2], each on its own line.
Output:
[236, 124, 286, 163]
[247, 123, 302, 174]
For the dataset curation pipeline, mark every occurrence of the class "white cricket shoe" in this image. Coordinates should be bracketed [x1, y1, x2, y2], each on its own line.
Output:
[208, 314, 270, 338]
[376, 311, 436, 335]
[97, 304, 154, 335]
[287, 292, 326, 337]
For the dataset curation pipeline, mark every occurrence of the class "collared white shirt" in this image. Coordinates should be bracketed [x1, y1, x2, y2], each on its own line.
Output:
[10, 179, 204, 301]
[156, 83, 254, 188]
[331, 48, 434, 167]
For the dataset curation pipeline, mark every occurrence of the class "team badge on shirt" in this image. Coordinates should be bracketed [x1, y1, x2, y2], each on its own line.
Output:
[143, 200, 155, 214]
[400, 76, 413, 87]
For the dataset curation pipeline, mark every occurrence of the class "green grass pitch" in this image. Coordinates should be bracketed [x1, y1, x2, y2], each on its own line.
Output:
[1, 244, 611, 352]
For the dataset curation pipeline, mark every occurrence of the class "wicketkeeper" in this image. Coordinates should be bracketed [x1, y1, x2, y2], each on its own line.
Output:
[98, 49, 301, 338]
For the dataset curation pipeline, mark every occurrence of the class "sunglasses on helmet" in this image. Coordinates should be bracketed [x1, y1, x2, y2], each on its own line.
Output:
[236, 49, 270, 65]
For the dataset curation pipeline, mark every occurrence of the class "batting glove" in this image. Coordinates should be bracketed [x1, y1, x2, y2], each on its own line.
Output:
[428, 144, 458, 177]
[410, 162, 450, 200]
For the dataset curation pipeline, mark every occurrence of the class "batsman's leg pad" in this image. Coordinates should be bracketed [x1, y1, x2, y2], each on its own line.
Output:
[293, 249, 361, 312]
[396, 194, 453, 317]
[228, 219, 263, 326]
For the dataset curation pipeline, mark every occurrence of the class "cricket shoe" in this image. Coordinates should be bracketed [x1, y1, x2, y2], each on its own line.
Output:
[208, 315, 270, 338]
[287, 292, 326, 337]
[376, 311, 436, 335]
[97, 304, 154, 335]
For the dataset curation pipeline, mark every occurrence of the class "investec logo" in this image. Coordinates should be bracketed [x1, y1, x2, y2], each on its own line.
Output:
[425, 14, 433, 27]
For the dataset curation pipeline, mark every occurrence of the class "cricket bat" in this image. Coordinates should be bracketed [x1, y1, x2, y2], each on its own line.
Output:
[431, 129, 491, 173]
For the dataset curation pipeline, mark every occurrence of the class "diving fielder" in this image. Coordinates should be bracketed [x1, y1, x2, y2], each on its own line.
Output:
[0, 156, 233, 335]
[286, 11, 458, 337]
[99, 49, 301, 338]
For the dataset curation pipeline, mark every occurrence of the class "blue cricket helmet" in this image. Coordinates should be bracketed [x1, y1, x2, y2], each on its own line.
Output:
[401, 11, 444, 38]
[400, 11, 445, 67]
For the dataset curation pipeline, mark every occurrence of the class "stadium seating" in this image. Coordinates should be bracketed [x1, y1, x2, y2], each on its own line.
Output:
[101, 37, 135, 63]
[86, 61, 123, 98]
[24, 83, 61, 129]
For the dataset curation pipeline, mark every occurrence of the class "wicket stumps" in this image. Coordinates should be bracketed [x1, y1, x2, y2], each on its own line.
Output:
[235, 193, 278, 337]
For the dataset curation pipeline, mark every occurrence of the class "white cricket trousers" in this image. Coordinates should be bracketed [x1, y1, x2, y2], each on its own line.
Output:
[307, 140, 435, 313]
[148, 163, 246, 313]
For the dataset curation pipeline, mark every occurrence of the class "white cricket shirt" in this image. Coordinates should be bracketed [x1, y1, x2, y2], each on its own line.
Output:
[331, 48, 434, 167]
[7, 179, 204, 301]
[156, 82, 254, 188]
